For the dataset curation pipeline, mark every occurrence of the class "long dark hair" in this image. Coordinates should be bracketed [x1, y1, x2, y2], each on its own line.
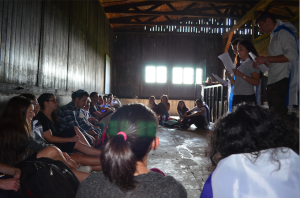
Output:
[0, 96, 32, 165]
[160, 95, 169, 103]
[206, 104, 297, 171]
[234, 40, 258, 68]
[177, 100, 188, 114]
[100, 104, 158, 191]
[37, 93, 60, 125]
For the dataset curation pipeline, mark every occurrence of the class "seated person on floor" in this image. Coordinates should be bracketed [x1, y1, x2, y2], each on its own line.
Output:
[76, 104, 187, 198]
[179, 99, 208, 129]
[90, 92, 114, 126]
[36, 93, 102, 171]
[112, 95, 122, 109]
[201, 104, 299, 198]
[107, 93, 121, 109]
[0, 163, 21, 198]
[177, 100, 189, 123]
[57, 90, 101, 147]
[148, 96, 158, 114]
[157, 95, 170, 123]
[102, 95, 109, 107]
[83, 99, 106, 133]
[0, 96, 89, 182]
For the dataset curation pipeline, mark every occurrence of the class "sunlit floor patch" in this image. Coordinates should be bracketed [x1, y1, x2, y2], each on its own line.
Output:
[177, 145, 194, 159]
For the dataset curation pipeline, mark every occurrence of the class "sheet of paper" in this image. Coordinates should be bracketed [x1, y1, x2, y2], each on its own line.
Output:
[248, 52, 269, 73]
[212, 73, 228, 86]
[218, 52, 235, 75]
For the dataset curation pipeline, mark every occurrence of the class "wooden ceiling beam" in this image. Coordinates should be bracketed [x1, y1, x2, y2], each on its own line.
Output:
[285, 7, 296, 17]
[222, 0, 273, 38]
[145, 3, 164, 11]
[145, 16, 160, 22]
[166, 2, 178, 12]
[209, 3, 223, 15]
[182, 3, 198, 12]
[104, 11, 242, 19]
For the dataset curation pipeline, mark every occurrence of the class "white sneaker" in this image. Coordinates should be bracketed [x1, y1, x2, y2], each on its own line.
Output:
[76, 164, 92, 173]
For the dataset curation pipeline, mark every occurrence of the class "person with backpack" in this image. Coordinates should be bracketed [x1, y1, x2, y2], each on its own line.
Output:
[36, 93, 102, 171]
[179, 99, 209, 130]
[0, 96, 89, 182]
[76, 104, 187, 198]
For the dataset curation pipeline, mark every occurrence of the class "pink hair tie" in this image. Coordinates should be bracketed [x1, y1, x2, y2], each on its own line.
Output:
[117, 132, 127, 141]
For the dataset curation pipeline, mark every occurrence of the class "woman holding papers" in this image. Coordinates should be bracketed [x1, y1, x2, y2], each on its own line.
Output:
[226, 40, 260, 107]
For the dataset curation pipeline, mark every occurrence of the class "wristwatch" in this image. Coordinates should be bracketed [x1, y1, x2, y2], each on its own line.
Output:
[243, 75, 246, 79]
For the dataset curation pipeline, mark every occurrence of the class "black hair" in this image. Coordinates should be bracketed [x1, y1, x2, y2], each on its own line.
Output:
[255, 12, 276, 25]
[0, 96, 32, 165]
[90, 92, 98, 98]
[230, 37, 244, 46]
[196, 98, 203, 104]
[103, 95, 108, 99]
[234, 40, 258, 68]
[37, 93, 60, 126]
[160, 95, 169, 103]
[19, 93, 36, 101]
[37, 93, 53, 110]
[71, 90, 89, 101]
[100, 104, 158, 191]
[206, 104, 297, 171]
[177, 100, 188, 115]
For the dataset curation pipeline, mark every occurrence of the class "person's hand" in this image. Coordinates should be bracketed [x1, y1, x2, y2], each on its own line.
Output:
[13, 168, 21, 180]
[232, 69, 243, 77]
[62, 152, 71, 162]
[255, 56, 265, 65]
[94, 135, 101, 146]
[70, 135, 80, 142]
[0, 178, 20, 191]
[253, 61, 259, 69]
[225, 70, 231, 77]
[91, 117, 98, 123]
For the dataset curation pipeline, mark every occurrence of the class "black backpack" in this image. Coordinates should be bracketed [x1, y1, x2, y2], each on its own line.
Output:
[20, 157, 80, 198]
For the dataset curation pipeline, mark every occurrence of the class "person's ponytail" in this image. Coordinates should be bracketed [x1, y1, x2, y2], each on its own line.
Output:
[100, 134, 138, 191]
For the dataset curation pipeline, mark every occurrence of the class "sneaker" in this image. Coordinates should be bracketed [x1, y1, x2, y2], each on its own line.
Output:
[76, 164, 92, 173]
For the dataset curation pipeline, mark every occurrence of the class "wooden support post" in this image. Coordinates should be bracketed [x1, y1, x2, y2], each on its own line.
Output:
[223, 0, 273, 39]
[223, 31, 234, 53]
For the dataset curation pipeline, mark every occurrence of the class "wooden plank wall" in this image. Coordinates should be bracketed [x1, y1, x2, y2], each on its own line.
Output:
[0, 0, 112, 97]
[111, 33, 223, 100]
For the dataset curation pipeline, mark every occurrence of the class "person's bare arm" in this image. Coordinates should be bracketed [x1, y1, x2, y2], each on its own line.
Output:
[43, 130, 78, 143]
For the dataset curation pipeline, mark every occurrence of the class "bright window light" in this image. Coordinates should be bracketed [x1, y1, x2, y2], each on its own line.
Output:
[145, 66, 167, 83]
[145, 66, 156, 83]
[157, 66, 167, 83]
[173, 67, 183, 84]
[196, 68, 203, 84]
[183, 68, 194, 84]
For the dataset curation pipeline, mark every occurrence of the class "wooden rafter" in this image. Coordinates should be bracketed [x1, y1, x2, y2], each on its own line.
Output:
[145, 3, 164, 11]
[209, 3, 223, 15]
[166, 2, 178, 12]
[182, 3, 198, 11]
[285, 7, 296, 17]
[222, 0, 273, 38]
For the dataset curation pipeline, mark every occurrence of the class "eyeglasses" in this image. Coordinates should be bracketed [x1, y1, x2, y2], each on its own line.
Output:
[34, 102, 39, 106]
[48, 99, 58, 103]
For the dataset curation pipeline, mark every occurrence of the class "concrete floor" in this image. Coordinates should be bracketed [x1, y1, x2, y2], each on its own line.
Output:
[148, 125, 212, 198]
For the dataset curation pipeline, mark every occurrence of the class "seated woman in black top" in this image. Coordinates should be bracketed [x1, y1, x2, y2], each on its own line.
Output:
[37, 93, 102, 171]
[157, 95, 170, 122]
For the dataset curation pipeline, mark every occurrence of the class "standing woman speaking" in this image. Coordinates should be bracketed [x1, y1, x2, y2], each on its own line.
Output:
[226, 40, 260, 107]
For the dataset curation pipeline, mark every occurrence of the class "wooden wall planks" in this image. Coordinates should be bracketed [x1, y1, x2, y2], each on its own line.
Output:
[0, 0, 113, 96]
[111, 33, 223, 100]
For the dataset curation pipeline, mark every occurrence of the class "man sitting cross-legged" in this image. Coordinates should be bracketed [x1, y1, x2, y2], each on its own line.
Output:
[179, 99, 209, 130]
[58, 90, 101, 147]
[89, 92, 114, 126]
